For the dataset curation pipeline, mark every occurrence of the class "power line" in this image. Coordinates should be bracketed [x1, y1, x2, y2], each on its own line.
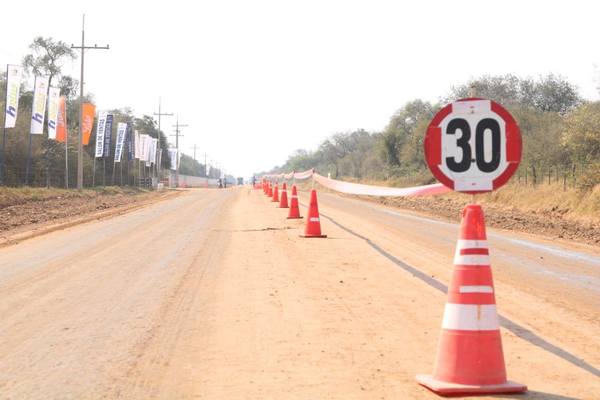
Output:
[153, 97, 173, 181]
[170, 116, 188, 187]
[71, 14, 109, 190]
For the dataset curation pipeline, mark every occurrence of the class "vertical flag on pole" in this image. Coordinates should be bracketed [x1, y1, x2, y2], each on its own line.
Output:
[126, 123, 134, 161]
[114, 122, 127, 163]
[134, 130, 141, 159]
[94, 111, 108, 157]
[47, 87, 60, 139]
[5, 64, 23, 128]
[169, 148, 178, 170]
[103, 114, 113, 158]
[55, 96, 67, 142]
[30, 76, 49, 134]
[82, 103, 96, 145]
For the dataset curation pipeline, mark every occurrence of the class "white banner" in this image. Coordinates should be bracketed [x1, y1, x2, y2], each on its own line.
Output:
[114, 122, 127, 163]
[5, 64, 23, 129]
[94, 111, 108, 157]
[30, 76, 49, 134]
[134, 130, 141, 159]
[169, 148, 178, 170]
[139, 134, 149, 161]
[47, 87, 60, 139]
[149, 138, 157, 165]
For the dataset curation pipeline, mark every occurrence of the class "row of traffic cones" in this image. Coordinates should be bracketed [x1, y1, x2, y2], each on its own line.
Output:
[262, 179, 326, 238]
[260, 179, 525, 397]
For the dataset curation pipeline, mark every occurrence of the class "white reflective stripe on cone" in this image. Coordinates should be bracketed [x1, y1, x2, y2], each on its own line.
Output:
[459, 285, 494, 294]
[291, 195, 298, 198]
[310, 217, 320, 222]
[442, 303, 499, 331]
[453, 254, 490, 266]
[456, 239, 488, 250]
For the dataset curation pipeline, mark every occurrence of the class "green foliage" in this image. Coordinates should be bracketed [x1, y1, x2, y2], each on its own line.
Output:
[270, 74, 597, 191]
[178, 153, 206, 177]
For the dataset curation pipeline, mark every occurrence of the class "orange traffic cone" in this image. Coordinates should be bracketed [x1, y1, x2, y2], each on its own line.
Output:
[279, 182, 289, 208]
[268, 183, 273, 197]
[300, 189, 326, 238]
[271, 184, 279, 202]
[287, 185, 302, 219]
[416, 204, 526, 396]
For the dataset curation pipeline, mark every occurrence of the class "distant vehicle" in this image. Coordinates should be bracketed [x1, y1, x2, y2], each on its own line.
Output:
[237, 177, 244, 185]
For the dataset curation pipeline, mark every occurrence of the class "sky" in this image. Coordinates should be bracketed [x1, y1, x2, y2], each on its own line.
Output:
[1, 0, 599, 177]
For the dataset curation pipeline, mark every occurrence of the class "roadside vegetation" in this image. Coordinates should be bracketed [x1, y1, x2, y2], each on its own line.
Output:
[271, 74, 600, 221]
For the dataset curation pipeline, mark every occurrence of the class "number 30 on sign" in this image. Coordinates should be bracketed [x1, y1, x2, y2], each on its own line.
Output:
[424, 98, 521, 193]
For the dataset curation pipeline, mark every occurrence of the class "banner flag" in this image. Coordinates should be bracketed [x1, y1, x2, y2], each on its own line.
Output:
[134, 130, 141, 159]
[103, 114, 113, 158]
[94, 111, 108, 157]
[30, 75, 49, 134]
[47, 87, 60, 139]
[147, 138, 157, 166]
[126, 123, 134, 161]
[82, 103, 96, 145]
[152, 138, 158, 165]
[114, 122, 127, 163]
[5, 64, 23, 128]
[139, 134, 149, 161]
[56, 96, 67, 142]
[169, 148, 178, 170]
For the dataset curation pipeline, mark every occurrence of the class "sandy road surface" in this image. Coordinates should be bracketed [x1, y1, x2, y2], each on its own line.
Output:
[0, 187, 599, 399]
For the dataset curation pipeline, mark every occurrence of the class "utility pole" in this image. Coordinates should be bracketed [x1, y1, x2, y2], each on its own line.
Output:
[171, 116, 187, 187]
[153, 97, 173, 184]
[71, 14, 109, 190]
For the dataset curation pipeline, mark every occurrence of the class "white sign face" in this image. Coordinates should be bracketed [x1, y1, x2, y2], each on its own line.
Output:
[425, 99, 521, 193]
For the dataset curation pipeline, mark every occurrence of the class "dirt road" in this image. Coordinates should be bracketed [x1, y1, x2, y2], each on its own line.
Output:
[0, 188, 598, 399]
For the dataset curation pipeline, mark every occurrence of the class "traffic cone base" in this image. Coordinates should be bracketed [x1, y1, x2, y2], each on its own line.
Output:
[416, 204, 526, 396]
[416, 375, 526, 396]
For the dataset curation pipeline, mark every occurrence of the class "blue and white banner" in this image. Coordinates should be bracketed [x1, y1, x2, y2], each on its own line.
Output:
[47, 87, 60, 139]
[126, 123, 134, 161]
[114, 122, 127, 163]
[30, 75, 49, 134]
[5, 64, 23, 129]
[94, 111, 108, 158]
[103, 114, 113, 158]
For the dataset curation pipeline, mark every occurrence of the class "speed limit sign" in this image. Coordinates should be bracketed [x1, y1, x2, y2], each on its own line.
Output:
[424, 98, 521, 193]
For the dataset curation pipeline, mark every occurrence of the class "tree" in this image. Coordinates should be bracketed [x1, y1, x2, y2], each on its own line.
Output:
[562, 102, 600, 164]
[22, 36, 77, 93]
[445, 74, 580, 114]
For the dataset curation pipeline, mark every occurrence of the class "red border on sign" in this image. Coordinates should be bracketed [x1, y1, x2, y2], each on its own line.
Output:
[424, 98, 521, 193]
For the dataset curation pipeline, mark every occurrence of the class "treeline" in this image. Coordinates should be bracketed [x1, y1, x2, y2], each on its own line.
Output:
[0, 36, 219, 188]
[271, 74, 600, 191]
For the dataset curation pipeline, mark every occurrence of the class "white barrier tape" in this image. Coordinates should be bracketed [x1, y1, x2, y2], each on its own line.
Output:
[312, 173, 450, 197]
[442, 303, 499, 331]
[454, 254, 490, 266]
[459, 285, 494, 294]
[264, 169, 450, 197]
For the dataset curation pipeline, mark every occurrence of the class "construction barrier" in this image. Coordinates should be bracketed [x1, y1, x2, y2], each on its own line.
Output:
[263, 169, 451, 197]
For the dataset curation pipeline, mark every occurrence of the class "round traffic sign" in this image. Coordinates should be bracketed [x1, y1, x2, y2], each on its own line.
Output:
[424, 98, 521, 193]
